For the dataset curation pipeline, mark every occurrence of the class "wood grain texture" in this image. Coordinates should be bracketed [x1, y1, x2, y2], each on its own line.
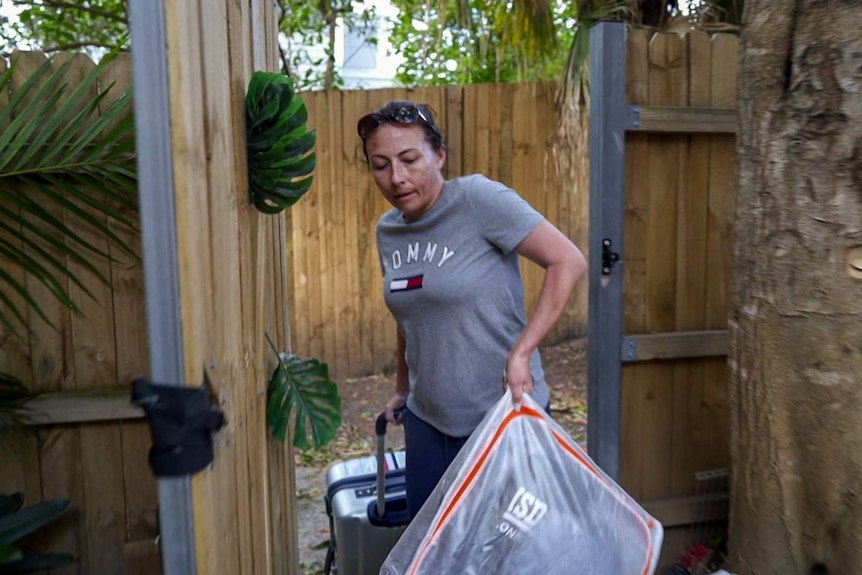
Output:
[620, 30, 650, 498]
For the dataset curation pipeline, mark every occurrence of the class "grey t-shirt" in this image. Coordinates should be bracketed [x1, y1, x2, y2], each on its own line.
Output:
[376, 174, 549, 437]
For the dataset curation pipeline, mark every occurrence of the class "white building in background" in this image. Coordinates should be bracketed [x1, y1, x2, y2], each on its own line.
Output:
[335, 0, 403, 89]
[287, 0, 403, 90]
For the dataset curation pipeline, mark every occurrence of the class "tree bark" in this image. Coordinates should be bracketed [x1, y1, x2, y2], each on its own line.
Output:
[730, 1, 862, 574]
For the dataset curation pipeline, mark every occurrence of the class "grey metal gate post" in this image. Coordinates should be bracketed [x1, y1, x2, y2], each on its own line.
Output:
[587, 21, 627, 482]
[128, 1, 197, 573]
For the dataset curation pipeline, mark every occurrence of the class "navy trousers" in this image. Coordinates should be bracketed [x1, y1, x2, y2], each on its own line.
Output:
[402, 407, 469, 520]
[402, 401, 553, 521]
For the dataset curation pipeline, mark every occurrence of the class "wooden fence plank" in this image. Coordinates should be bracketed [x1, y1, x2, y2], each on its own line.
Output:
[238, 0, 276, 572]
[296, 92, 319, 360]
[703, 33, 739, 471]
[632, 106, 736, 133]
[21, 390, 142, 424]
[340, 89, 362, 376]
[315, 90, 336, 375]
[0, 53, 32, 400]
[350, 89, 376, 376]
[669, 30, 711, 497]
[639, 32, 686, 502]
[305, 92, 325, 363]
[642, 492, 729, 527]
[267, 202, 295, 573]
[620, 30, 650, 499]
[444, 85, 463, 178]
[461, 86, 479, 176]
[9, 50, 82, 575]
[248, 4, 279, 564]
[52, 52, 127, 575]
[39, 427, 82, 575]
[622, 330, 728, 362]
[100, 52, 160, 551]
[0, 54, 42, 552]
[203, 0, 246, 571]
[125, 539, 163, 575]
[473, 84, 492, 177]
[327, 90, 347, 378]
[163, 0, 225, 572]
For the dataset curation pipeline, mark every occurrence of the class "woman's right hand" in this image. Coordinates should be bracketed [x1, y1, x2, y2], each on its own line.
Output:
[385, 392, 408, 425]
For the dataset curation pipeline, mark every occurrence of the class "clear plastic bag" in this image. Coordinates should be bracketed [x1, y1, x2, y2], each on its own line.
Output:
[381, 391, 663, 575]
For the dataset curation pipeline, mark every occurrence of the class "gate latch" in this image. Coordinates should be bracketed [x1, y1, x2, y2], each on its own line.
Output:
[601, 239, 620, 275]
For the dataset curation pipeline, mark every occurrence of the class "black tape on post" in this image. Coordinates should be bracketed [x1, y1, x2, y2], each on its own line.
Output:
[131, 377, 225, 477]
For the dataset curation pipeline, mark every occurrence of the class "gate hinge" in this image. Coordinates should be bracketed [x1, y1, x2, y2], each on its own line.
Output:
[601, 239, 620, 275]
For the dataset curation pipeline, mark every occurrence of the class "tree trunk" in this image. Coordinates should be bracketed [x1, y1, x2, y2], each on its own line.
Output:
[730, 1, 862, 574]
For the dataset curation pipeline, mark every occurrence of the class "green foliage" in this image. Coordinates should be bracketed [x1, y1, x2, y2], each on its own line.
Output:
[276, 0, 380, 90]
[0, 1, 129, 57]
[2, 0, 381, 88]
[387, 0, 577, 86]
[246, 71, 317, 214]
[0, 51, 138, 335]
[0, 493, 75, 572]
[266, 350, 343, 451]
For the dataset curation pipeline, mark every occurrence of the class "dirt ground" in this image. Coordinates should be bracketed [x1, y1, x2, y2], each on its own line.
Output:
[294, 336, 588, 575]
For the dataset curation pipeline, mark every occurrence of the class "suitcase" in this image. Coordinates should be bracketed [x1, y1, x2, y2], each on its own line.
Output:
[324, 410, 410, 575]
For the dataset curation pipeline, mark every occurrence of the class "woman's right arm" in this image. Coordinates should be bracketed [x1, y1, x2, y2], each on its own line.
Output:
[385, 327, 409, 424]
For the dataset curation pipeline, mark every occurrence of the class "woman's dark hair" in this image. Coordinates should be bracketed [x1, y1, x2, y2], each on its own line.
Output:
[357, 101, 445, 159]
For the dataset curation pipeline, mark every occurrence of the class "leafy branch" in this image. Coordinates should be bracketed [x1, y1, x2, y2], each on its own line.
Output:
[11, 1, 128, 24]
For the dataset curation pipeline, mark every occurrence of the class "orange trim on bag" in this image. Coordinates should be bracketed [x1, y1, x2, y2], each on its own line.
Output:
[407, 406, 657, 575]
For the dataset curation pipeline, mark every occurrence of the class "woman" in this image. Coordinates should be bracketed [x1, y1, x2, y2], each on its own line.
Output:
[357, 100, 587, 519]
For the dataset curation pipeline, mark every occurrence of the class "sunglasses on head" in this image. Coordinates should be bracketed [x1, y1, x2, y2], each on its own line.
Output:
[357, 103, 441, 140]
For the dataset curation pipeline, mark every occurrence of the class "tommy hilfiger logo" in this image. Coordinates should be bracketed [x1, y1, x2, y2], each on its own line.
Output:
[390, 275, 424, 292]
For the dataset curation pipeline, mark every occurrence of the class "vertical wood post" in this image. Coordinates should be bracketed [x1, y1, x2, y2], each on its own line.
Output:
[129, 1, 288, 573]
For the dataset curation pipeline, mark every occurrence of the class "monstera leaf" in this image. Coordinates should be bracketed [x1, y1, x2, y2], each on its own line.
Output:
[266, 351, 342, 450]
[0, 493, 75, 572]
[245, 71, 316, 214]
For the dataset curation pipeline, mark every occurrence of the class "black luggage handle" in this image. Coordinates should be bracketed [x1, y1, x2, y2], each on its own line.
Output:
[375, 407, 405, 518]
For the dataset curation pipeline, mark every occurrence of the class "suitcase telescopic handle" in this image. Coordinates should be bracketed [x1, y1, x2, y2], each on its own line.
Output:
[376, 406, 406, 518]
[374, 406, 405, 436]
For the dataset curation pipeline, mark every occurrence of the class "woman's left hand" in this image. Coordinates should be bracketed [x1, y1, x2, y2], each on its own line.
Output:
[503, 352, 533, 406]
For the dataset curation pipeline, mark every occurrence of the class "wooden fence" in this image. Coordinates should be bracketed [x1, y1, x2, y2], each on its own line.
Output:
[0, 23, 738, 574]
[287, 84, 589, 380]
[587, 26, 738, 569]
[0, 1, 299, 573]
[0, 51, 163, 575]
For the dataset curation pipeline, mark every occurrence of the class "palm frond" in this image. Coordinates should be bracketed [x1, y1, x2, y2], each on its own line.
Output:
[0, 50, 138, 336]
[505, 0, 558, 58]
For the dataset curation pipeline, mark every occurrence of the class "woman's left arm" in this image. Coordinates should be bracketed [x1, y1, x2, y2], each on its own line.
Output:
[506, 219, 587, 404]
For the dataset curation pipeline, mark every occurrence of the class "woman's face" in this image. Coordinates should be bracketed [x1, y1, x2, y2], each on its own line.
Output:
[364, 124, 446, 221]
